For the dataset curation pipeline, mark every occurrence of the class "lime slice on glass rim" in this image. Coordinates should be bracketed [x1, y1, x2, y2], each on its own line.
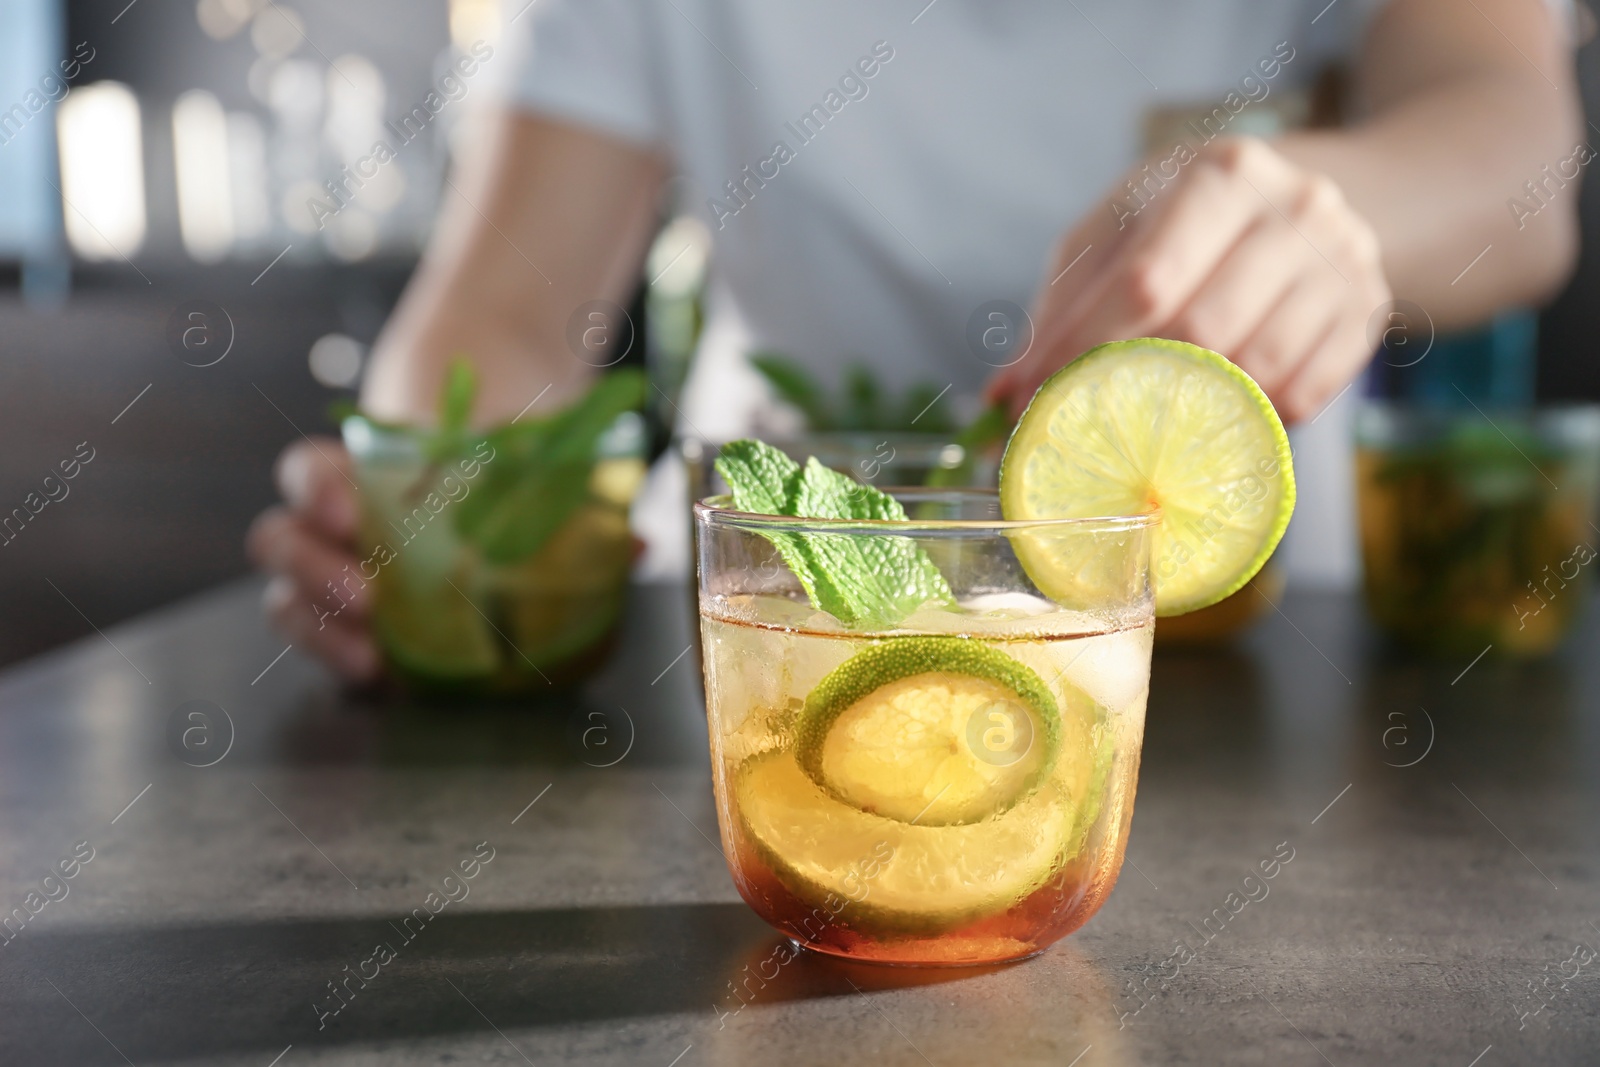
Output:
[999, 338, 1295, 616]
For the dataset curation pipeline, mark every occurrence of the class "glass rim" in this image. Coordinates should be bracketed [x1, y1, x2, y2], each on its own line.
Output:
[341, 411, 646, 461]
[694, 487, 1161, 533]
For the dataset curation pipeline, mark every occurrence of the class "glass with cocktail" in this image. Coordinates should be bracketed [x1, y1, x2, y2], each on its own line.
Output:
[696, 486, 1156, 965]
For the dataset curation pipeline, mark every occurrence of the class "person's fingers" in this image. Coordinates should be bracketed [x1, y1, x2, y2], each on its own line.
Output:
[1161, 217, 1311, 358]
[1028, 198, 1131, 328]
[1261, 201, 1389, 420]
[251, 439, 378, 683]
[1276, 263, 1388, 423]
[262, 576, 381, 681]
[1042, 142, 1287, 348]
[1228, 278, 1343, 398]
[1275, 306, 1371, 423]
[247, 506, 371, 620]
[274, 438, 359, 540]
[1002, 144, 1292, 415]
[245, 505, 291, 569]
[996, 136, 1390, 428]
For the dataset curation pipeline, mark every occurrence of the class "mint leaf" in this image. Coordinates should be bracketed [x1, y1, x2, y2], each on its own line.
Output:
[439, 356, 476, 432]
[898, 382, 955, 432]
[453, 369, 646, 563]
[426, 357, 478, 462]
[468, 460, 594, 565]
[715, 440, 952, 628]
[790, 458, 953, 626]
[955, 402, 1011, 451]
[542, 370, 647, 464]
[451, 419, 552, 540]
[747, 351, 958, 434]
[840, 365, 883, 432]
[925, 403, 1011, 488]
[748, 352, 833, 430]
[714, 440, 831, 611]
[715, 438, 800, 514]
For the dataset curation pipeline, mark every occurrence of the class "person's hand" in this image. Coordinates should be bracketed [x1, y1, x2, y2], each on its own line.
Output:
[246, 438, 381, 682]
[988, 136, 1391, 423]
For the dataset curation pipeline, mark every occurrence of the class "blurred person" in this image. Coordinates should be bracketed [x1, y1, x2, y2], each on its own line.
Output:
[249, 0, 1583, 680]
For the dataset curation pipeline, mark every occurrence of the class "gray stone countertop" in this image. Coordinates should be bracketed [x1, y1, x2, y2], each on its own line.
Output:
[2, 578, 1598, 1065]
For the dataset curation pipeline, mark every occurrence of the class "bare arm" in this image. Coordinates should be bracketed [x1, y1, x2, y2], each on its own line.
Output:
[361, 108, 669, 424]
[993, 0, 1582, 422]
[250, 109, 666, 680]
[1278, 0, 1583, 323]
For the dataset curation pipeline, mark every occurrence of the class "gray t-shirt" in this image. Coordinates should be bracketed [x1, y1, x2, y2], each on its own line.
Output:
[504, 0, 1385, 436]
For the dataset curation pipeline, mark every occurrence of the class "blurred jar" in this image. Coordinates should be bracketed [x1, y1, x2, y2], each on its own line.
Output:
[343, 413, 646, 696]
[1354, 403, 1600, 657]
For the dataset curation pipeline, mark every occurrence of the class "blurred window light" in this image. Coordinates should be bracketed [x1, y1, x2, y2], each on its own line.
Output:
[227, 111, 271, 245]
[358, 165, 405, 215]
[647, 215, 712, 297]
[267, 58, 322, 127]
[0, 0, 61, 261]
[56, 81, 147, 262]
[309, 332, 365, 388]
[280, 178, 324, 234]
[322, 207, 377, 261]
[247, 56, 277, 104]
[328, 54, 384, 117]
[325, 54, 385, 160]
[251, 4, 305, 60]
[196, 0, 264, 41]
[173, 89, 235, 262]
[450, 0, 500, 51]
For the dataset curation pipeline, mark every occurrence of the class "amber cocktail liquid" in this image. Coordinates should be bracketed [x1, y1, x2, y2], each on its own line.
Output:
[696, 491, 1155, 966]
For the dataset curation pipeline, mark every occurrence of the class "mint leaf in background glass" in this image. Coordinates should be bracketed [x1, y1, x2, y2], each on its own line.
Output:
[467, 460, 595, 565]
[748, 353, 833, 431]
[714, 439, 952, 629]
[427, 356, 479, 463]
[541, 370, 647, 464]
[899, 381, 956, 433]
[840, 365, 885, 432]
[439, 357, 476, 431]
[746, 352, 958, 434]
[925, 403, 1010, 488]
[453, 369, 647, 563]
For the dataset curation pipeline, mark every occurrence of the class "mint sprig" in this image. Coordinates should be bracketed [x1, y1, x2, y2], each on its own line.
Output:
[715, 439, 953, 628]
[346, 359, 646, 567]
[925, 402, 1011, 488]
[454, 369, 646, 564]
[426, 357, 479, 464]
[748, 352, 956, 433]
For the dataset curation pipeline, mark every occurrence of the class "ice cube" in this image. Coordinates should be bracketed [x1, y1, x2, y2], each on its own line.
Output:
[1055, 624, 1154, 712]
[959, 591, 1058, 618]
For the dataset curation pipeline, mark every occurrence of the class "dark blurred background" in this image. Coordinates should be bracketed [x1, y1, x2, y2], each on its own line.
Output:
[0, 0, 473, 665]
[0, 0, 1596, 668]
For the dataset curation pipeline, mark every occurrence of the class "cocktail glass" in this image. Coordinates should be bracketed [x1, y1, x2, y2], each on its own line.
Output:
[1355, 402, 1600, 656]
[695, 488, 1156, 965]
[343, 413, 645, 694]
